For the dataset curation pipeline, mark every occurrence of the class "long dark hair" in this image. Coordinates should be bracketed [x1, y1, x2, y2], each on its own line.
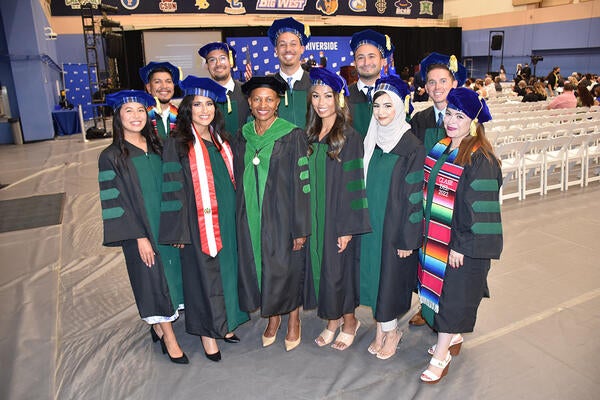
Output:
[305, 90, 352, 161]
[111, 104, 162, 166]
[577, 83, 595, 107]
[171, 95, 229, 156]
[454, 123, 500, 167]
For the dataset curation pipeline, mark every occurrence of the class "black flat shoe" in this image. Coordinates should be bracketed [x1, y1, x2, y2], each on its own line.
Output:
[159, 337, 189, 364]
[204, 350, 222, 362]
[223, 334, 240, 343]
[150, 326, 161, 343]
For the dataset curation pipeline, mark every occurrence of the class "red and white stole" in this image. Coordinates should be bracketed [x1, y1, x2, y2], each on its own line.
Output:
[188, 124, 235, 257]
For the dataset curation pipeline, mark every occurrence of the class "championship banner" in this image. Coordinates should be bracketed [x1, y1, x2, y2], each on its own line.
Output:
[51, 0, 443, 18]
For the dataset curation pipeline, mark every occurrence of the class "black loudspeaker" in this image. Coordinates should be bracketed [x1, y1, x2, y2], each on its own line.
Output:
[105, 33, 123, 58]
[491, 35, 503, 51]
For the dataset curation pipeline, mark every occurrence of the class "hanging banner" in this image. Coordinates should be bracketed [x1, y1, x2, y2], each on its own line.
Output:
[51, 0, 443, 18]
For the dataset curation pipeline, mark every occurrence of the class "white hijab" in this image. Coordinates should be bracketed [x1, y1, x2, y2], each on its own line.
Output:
[363, 89, 412, 182]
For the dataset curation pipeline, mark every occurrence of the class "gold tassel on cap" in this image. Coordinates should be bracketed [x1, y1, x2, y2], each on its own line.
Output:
[404, 94, 410, 115]
[153, 96, 160, 109]
[284, 91, 288, 106]
[339, 90, 345, 108]
[228, 49, 234, 66]
[227, 94, 232, 114]
[385, 35, 392, 51]
[470, 119, 478, 136]
[304, 24, 311, 39]
[449, 55, 458, 74]
[178, 67, 183, 82]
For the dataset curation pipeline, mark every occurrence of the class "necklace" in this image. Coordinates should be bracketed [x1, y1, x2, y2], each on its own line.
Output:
[253, 117, 277, 136]
[252, 118, 277, 166]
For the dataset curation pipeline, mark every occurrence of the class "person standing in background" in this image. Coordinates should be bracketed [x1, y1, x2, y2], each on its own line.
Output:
[139, 62, 181, 139]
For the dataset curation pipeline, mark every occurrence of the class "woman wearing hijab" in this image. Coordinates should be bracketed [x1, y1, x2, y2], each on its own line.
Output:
[360, 76, 426, 360]
[159, 76, 250, 362]
[418, 88, 502, 383]
[98, 90, 187, 364]
[304, 68, 371, 351]
[235, 76, 310, 351]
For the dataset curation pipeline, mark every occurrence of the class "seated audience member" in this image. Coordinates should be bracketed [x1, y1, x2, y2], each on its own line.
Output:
[591, 84, 600, 102]
[521, 86, 537, 102]
[494, 76, 502, 93]
[533, 82, 548, 101]
[483, 77, 496, 98]
[576, 83, 599, 107]
[547, 82, 577, 109]
[514, 80, 527, 97]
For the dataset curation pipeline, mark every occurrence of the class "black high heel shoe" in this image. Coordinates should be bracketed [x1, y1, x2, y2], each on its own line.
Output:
[159, 337, 189, 364]
[223, 334, 240, 344]
[150, 326, 161, 343]
[204, 350, 222, 362]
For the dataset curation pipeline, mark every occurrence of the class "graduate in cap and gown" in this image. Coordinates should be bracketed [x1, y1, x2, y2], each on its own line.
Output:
[198, 42, 250, 136]
[418, 87, 502, 383]
[159, 76, 249, 362]
[234, 75, 310, 351]
[409, 52, 467, 153]
[267, 17, 312, 128]
[139, 61, 181, 139]
[98, 90, 187, 364]
[303, 68, 371, 351]
[347, 29, 394, 137]
[359, 76, 426, 360]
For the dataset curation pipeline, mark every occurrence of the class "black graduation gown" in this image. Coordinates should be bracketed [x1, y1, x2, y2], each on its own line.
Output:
[217, 80, 250, 136]
[303, 126, 371, 319]
[274, 71, 311, 128]
[430, 151, 503, 333]
[98, 143, 175, 320]
[233, 126, 311, 316]
[159, 137, 249, 338]
[360, 132, 426, 322]
[410, 106, 446, 153]
[347, 83, 372, 137]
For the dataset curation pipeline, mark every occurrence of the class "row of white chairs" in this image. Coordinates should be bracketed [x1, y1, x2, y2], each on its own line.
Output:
[487, 110, 599, 133]
[495, 129, 600, 203]
[488, 120, 598, 145]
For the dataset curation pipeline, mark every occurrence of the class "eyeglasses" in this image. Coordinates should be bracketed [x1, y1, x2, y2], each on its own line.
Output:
[206, 56, 229, 65]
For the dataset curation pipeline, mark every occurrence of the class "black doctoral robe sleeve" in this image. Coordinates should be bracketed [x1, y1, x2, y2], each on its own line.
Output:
[98, 146, 148, 247]
[291, 127, 311, 240]
[158, 137, 191, 245]
[450, 151, 503, 259]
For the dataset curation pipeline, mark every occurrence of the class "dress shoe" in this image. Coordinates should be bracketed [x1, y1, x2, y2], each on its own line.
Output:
[204, 350, 222, 362]
[332, 320, 361, 351]
[409, 310, 427, 326]
[262, 316, 281, 347]
[149, 326, 161, 343]
[284, 320, 301, 352]
[223, 334, 240, 344]
[159, 337, 189, 364]
[421, 352, 451, 384]
[428, 334, 463, 356]
[376, 328, 402, 360]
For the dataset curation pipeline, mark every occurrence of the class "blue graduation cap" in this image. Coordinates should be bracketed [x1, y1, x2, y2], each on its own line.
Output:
[198, 42, 237, 66]
[446, 87, 492, 123]
[350, 29, 394, 58]
[138, 61, 181, 85]
[105, 90, 156, 110]
[267, 17, 311, 46]
[179, 76, 227, 102]
[241, 75, 288, 97]
[310, 68, 349, 107]
[419, 52, 467, 86]
[374, 75, 413, 115]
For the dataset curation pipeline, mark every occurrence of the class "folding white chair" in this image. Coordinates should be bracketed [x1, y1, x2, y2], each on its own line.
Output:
[585, 132, 600, 185]
[522, 138, 549, 199]
[495, 141, 525, 203]
[564, 133, 589, 190]
[544, 135, 572, 194]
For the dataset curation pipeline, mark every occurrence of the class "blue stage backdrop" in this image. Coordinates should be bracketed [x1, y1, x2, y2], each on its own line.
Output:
[63, 63, 98, 120]
[227, 36, 353, 79]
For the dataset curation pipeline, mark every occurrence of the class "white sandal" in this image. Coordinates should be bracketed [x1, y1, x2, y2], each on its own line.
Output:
[420, 352, 452, 384]
[427, 334, 463, 356]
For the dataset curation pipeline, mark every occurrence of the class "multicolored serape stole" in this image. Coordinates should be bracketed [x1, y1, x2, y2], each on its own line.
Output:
[147, 104, 178, 139]
[418, 137, 479, 324]
[188, 125, 235, 257]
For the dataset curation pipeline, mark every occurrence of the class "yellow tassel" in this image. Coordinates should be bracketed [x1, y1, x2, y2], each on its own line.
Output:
[229, 49, 234, 66]
[153, 96, 160, 109]
[404, 94, 410, 115]
[385, 35, 391, 51]
[339, 90, 345, 108]
[449, 55, 458, 73]
[470, 118, 478, 136]
[285, 91, 288, 106]
[304, 24, 311, 39]
[227, 94, 232, 114]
